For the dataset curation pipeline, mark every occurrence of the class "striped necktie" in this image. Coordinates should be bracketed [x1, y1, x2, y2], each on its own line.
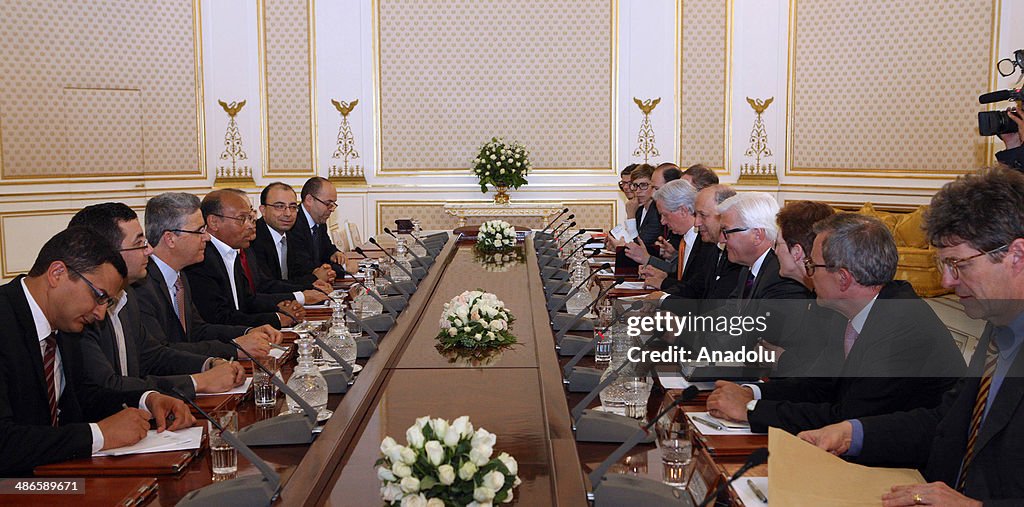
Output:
[173, 274, 187, 332]
[957, 336, 1000, 491]
[42, 333, 58, 426]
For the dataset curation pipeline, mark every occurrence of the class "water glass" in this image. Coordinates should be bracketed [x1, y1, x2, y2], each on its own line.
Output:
[655, 402, 694, 488]
[622, 376, 653, 420]
[209, 410, 238, 475]
[253, 356, 279, 408]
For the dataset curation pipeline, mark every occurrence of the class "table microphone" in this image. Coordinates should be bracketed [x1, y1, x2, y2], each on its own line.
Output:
[383, 227, 439, 261]
[543, 250, 602, 293]
[307, 322, 354, 394]
[547, 262, 610, 315]
[588, 386, 701, 507]
[696, 448, 769, 507]
[558, 234, 596, 261]
[563, 300, 644, 392]
[355, 247, 414, 298]
[229, 342, 318, 446]
[542, 217, 575, 244]
[557, 228, 588, 251]
[167, 384, 282, 507]
[553, 278, 623, 340]
[367, 238, 426, 281]
[541, 207, 571, 233]
[552, 218, 577, 239]
[571, 332, 665, 442]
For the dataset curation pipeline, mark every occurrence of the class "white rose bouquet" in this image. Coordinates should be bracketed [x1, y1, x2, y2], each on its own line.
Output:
[472, 137, 530, 193]
[377, 416, 523, 506]
[436, 290, 516, 350]
[476, 220, 517, 253]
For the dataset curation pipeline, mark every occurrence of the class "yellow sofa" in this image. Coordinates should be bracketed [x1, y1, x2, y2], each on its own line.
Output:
[851, 203, 950, 297]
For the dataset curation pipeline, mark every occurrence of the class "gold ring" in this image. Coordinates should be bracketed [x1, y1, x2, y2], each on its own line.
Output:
[913, 493, 924, 505]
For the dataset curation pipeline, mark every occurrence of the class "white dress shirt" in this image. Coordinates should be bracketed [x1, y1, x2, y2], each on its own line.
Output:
[679, 227, 699, 274]
[208, 235, 240, 310]
[150, 254, 182, 319]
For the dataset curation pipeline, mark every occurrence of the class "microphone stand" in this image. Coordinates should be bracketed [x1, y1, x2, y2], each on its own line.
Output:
[552, 279, 623, 339]
[538, 207, 570, 235]
[355, 247, 415, 298]
[231, 343, 318, 446]
[563, 301, 644, 392]
[571, 332, 664, 443]
[544, 250, 602, 297]
[367, 238, 426, 282]
[171, 385, 282, 507]
[307, 321, 354, 394]
[384, 227, 438, 264]
[589, 387, 701, 507]
[548, 262, 611, 316]
[696, 448, 769, 507]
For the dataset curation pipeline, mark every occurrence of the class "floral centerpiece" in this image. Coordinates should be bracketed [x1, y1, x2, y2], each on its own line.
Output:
[377, 416, 522, 506]
[436, 290, 516, 350]
[472, 247, 525, 273]
[475, 220, 517, 253]
[472, 137, 530, 204]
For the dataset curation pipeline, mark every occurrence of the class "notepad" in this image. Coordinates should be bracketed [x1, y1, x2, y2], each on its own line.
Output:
[197, 377, 252, 397]
[617, 281, 649, 290]
[687, 411, 760, 435]
[94, 427, 204, 457]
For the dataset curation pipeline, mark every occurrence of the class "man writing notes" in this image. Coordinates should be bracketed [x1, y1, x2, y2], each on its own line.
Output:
[0, 227, 193, 474]
[800, 167, 1024, 506]
[67, 203, 246, 399]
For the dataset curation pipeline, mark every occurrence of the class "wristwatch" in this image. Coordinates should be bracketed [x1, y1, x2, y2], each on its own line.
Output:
[746, 399, 758, 412]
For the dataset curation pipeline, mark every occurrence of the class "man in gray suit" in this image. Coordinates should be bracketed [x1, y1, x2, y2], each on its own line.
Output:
[67, 203, 245, 398]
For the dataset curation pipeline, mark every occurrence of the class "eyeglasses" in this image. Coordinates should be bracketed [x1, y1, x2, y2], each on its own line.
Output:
[65, 264, 116, 308]
[266, 203, 299, 212]
[211, 213, 257, 224]
[119, 238, 150, 252]
[311, 194, 338, 209]
[935, 243, 1009, 280]
[166, 225, 207, 235]
[721, 227, 750, 238]
[617, 181, 632, 190]
[803, 258, 833, 277]
[630, 182, 651, 191]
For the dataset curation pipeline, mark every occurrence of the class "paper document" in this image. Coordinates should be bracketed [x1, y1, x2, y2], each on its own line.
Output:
[616, 281, 649, 290]
[269, 347, 287, 360]
[686, 411, 760, 435]
[94, 427, 204, 457]
[660, 376, 717, 391]
[768, 427, 924, 506]
[197, 377, 252, 397]
[609, 221, 638, 242]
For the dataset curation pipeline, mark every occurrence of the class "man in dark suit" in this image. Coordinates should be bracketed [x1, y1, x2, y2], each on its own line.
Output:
[133, 192, 281, 360]
[288, 177, 348, 280]
[799, 167, 1024, 505]
[707, 215, 964, 434]
[251, 182, 336, 290]
[689, 185, 743, 302]
[185, 189, 315, 328]
[66, 203, 246, 399]
[0, 227, 193, 474]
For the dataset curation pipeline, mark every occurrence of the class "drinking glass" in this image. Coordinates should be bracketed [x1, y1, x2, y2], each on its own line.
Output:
[622, 375, 653, 420]
[655, 401, 694, 488]
[209, 410, 238, 475]
[252, 356, 279, 408]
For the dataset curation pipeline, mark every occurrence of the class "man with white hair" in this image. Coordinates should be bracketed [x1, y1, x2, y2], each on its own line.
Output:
[717, 192, 810, 303]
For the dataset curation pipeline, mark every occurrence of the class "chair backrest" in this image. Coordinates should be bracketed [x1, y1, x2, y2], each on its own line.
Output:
[344, 221, 362, 249]
[331, 224, 350, 252]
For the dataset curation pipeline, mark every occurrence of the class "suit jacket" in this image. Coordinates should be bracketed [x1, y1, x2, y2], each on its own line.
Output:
[251, 218, 317, 289]
[0, 277, 145, 474]
[73, 286, 208, 399]
[857, 325, 1024, 505]
[633, 202, 663, 261]
[748, 281, 965, 434]
[184, 242, 292, 328]
[287, 208, 343, 281]
[132, 266, 244, 359]
[770, 298, 845, 377]
[659, 239, 722, 299]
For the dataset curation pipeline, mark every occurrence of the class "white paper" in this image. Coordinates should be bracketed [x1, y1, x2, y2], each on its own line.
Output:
[617, 281, 650, 290]
[94, 427, 204, 457]
[269, 347, 287, 360]
[735, 477, 769, 507]
[610, 222, 638, 242]
[197, 377, 252, 397]
[686, 411, 762, 435]
[659, 376, 717, 391]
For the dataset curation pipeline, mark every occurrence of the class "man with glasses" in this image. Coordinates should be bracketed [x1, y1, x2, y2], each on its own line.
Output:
[707, 213, 964, 436]
[67, 203, 246, 399]
[289, 177, 348, 279]
[0, 227, 194, 474]
[134, 192, 281, 360]
[800, 167, 1024, 505]
[252, 182, 336, 287]
[186, 189, 315, 329]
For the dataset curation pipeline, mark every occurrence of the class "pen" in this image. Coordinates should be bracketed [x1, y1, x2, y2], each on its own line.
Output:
[747, 479, 768, 503]
[694, 416, 725, 431]
[269, 342, 289, 352]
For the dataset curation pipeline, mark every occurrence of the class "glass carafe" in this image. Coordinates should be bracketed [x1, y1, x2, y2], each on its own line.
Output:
[285, 338, 329, 419]
[390, 239, 413, 282]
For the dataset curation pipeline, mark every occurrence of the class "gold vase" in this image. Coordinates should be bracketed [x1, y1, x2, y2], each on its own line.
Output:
[493, 185, 510, 204]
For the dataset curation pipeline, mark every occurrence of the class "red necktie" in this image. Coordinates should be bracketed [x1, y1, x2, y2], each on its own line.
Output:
[43, 333, 58, 426]
[238, 249, 256, 293]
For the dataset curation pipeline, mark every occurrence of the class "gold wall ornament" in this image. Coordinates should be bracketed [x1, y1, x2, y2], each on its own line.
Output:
[738, 97, 778, 185]
[214, 100, 255, 187]
[328, 98, 366, 186]
[632, 97, 661, 163]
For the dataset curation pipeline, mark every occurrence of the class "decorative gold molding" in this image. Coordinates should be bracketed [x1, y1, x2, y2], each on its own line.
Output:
[0, 0, 207, 184]
[372, 0, 618, 176]
[0, 207, 133, 279]
[257, 0, 317, 177]
[784, 0, 999, 179]
[375, 198, 618, 236]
